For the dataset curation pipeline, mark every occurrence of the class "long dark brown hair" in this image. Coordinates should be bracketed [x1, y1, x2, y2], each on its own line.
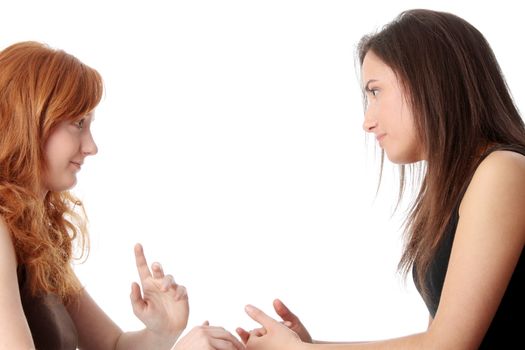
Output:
[357, 10, 525, 297]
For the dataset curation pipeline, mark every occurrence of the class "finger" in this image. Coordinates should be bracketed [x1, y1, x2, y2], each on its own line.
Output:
[175, 285, 188, 299]
[245, 304, 277, 329]
[202, 320, 210, 326]
[204, 327, 245, 350]
[279, 320, 293, 328]
[130, 282, 146, 313]
[162, 274, 176, 291]
[218, 338, 245, 350]
[236, 327, 250, 345]
[134, 243, 152, 282]
[151, 262, 165, 279]
[273, 298, 298, 323]
[209, 338, 240, 350]
[230, 335, 245, 350]
[251, 327, 266, 337]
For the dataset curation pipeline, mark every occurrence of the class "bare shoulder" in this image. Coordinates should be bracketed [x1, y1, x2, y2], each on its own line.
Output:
[429, 150, 525, 348]
[479, 149, 525, 171]
[474, 149, 525, 183]
[0, 215, 17, 267]
[0, 215, 35, 347]
[0, 214, 19, 289]
[459, 150, 525, 225]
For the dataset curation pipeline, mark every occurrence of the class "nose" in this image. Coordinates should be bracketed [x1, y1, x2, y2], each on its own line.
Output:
[82, 131, 98, 156]
[363, 111, 378, 133]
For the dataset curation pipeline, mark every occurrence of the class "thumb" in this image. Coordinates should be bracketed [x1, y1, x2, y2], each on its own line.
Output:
[130, 282, 145, 313]
[202, 320, 210, 326]
[236, 328, 250, 345]
[245, 304, 277, 329]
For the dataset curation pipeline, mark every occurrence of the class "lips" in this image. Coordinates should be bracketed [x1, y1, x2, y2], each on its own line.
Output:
[70, 161, 82, 171]
[376, 133, 386, 143]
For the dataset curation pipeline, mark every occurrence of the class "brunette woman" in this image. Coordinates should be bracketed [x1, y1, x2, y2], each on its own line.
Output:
[238, 9, 525, 350]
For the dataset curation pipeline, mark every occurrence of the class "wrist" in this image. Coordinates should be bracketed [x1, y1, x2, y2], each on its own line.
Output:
[144, 328, 182, 350]
[295, 341, 313, 350]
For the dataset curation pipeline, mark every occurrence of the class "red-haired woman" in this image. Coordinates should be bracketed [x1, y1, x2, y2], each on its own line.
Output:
[0, 42, 243, 350]
[238, 9, 525, 350]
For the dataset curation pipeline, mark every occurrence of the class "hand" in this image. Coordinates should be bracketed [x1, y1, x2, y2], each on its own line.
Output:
[237, 305, 302, 350]
[173, 321, 245, 350]
[236, 299, 312, 344]
[130, 243, 189, 342]
[273, 299, 313, 343]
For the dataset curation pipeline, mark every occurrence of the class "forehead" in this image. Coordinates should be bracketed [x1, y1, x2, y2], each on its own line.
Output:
[361, 51, 397, 83]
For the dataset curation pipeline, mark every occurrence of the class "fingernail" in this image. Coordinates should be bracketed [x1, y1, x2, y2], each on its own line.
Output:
[245, 304, 254, 312]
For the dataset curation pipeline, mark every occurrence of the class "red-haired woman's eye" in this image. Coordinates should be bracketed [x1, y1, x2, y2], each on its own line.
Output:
[75, 118, 85, 129]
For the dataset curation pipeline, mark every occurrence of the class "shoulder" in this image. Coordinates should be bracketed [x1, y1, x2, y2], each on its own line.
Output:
[0, 216, 36, 349]
[459, 150, 525, 227]
[473, 149, 525, 184]
[477, 149, 525, 174]
[428, 150, 525, 348]
[0, 215, 22, 303]
[0, 215, 18, 282]
[0, 216, 17, 266]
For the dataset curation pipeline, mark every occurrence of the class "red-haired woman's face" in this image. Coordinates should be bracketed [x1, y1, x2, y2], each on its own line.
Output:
[361, 51, 424, 164]
[43, 113, 98, 193]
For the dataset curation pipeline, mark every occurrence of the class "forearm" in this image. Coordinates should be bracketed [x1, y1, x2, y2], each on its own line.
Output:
[115, 328, 181, 350]
[304, 332, 429, 350]
[313, 340, 368, 345]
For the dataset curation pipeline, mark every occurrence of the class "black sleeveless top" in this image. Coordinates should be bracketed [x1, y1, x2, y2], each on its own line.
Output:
[413, 145, 525, 349]
[18, 266, 78, 350]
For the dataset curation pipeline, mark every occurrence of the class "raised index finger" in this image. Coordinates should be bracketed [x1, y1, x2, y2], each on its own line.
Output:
[245, 304, 276, 329]
[134, 243, 152, 282]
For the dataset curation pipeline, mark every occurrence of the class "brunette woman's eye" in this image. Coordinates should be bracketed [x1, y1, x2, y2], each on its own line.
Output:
[366, 87, 379, 97]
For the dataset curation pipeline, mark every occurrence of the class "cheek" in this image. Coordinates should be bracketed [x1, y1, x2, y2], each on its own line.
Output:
[404, 113, 419, 145]
[45, 140, 62, 168]
[400, 121, 423, 161]
[44, 132, 76, 168]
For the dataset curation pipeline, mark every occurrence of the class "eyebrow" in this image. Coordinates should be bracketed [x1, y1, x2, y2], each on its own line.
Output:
[364, 79, 378, 91]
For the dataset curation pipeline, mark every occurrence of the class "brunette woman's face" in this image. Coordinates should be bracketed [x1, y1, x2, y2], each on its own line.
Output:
[43, 113, 98, 192]
[361, 51, 424, 164]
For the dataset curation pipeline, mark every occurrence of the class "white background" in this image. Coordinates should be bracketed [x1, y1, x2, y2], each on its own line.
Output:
[2, 0, 523, 343]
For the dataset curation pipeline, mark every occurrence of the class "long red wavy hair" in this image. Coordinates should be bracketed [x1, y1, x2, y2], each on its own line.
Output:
[0, 41, 103, 302]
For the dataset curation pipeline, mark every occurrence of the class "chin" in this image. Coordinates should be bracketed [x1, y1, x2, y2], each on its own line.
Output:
[64, 179, 78, 191]
[51, 179, 78, 192]
[386, 152, 422, 164]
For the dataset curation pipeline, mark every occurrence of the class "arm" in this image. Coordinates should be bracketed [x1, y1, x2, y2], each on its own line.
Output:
[241, 150, 525, 350]
[68, 244, 189, 350]
[68, 288, 180, 349]
[66, 288, 122, 350]
[0, 217, 35, 349]
[236, 299, 368, 345]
